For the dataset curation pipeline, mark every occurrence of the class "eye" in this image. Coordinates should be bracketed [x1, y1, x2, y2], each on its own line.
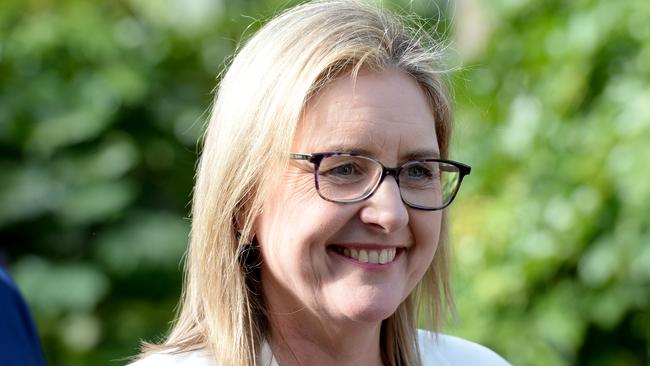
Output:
[318, 156, 374, 185]
[406, 164, 433, 179]
[327, 163, 360, 176]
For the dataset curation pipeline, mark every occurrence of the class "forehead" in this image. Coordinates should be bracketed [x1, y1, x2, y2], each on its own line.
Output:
[294, 69, 439, 161]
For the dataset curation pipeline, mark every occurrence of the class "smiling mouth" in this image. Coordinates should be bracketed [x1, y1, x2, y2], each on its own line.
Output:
[330, 246, 402, 265]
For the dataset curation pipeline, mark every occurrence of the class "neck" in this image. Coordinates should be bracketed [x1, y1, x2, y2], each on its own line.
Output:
[266, 304, 384, 366]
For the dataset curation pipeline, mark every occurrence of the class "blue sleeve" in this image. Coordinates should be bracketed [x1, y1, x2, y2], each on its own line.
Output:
[0, 267, 46, 366]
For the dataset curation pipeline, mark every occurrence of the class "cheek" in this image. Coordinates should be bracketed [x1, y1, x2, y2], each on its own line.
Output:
[255, 172, 351, 270]
[411, 211, 442, 271]
[257, 172, 316, 245]
[256, 179, 360, 304]
[255, 179, 314, 290]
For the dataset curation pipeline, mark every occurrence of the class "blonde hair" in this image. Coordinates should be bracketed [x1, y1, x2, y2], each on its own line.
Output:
[142, 0, 454, 364]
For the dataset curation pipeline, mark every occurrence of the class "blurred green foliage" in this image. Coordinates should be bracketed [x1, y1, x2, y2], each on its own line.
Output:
[449, 0, 650, 365]
[0, 0, 648, 365]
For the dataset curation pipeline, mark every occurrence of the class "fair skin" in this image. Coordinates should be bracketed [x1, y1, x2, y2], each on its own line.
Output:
[255, 69, 442, 365]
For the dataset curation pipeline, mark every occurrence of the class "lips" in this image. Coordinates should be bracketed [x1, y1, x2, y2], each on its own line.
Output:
[330, 245, 402, 264]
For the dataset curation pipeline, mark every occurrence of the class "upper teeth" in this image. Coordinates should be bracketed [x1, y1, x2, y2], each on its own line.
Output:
[341, 248, 397, 264]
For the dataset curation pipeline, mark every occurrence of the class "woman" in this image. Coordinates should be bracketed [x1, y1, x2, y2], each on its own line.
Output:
[132, 0, 510, 365]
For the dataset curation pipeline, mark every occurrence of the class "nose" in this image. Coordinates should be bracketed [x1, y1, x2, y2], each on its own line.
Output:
[359, 176, 409, 233]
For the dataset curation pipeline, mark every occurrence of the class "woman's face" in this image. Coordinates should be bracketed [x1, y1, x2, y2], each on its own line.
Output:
[255, 69, 442, 326]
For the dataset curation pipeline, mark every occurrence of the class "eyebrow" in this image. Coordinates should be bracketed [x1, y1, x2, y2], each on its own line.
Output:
[317, 145, 374, 156]
[404, 149, 440, 160]
[316, 145, 440, 160]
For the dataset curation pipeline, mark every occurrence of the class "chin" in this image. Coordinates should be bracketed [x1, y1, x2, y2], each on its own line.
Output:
[340, 299, 401, 324]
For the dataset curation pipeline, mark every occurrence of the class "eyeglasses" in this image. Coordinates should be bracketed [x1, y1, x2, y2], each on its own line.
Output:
[290, 152, 471, 211]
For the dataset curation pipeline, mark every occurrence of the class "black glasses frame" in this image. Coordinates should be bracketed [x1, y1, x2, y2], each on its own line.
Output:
[290, 152, 471, 211]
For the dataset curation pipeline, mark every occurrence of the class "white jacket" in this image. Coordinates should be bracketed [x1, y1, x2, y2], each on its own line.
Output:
[129, 330, 510, 365]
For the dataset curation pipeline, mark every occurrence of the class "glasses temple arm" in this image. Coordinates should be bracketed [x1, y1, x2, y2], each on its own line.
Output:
[289, 153, 312, 161]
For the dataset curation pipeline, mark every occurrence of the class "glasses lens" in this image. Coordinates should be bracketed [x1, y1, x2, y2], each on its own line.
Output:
[399, 161, 460, 209]
[317, 155, 381, 202]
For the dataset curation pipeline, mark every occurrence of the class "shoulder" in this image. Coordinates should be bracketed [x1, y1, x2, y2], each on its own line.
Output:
[418, 329, 511, 366]
[126, 340, 276, 366]
[0, 267, 46, 366]
[127, 349, 213, 366]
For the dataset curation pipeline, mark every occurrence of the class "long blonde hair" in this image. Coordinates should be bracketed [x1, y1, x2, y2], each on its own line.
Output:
[142, 1, 454, 364]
